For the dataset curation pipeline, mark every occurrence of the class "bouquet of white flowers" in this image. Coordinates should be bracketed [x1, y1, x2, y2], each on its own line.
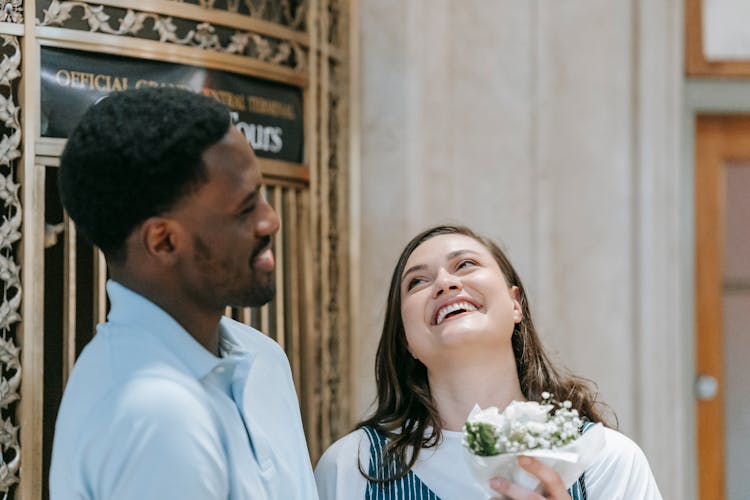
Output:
[462, 392, 604, 496]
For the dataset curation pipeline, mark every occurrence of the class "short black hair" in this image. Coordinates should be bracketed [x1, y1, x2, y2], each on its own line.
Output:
[58, 87, 231, 261]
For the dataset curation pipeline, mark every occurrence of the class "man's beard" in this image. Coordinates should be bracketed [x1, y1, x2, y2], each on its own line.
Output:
[241, 234, 275, 306]
[233, 269, 275, 307]
[193, 234, 276, 309]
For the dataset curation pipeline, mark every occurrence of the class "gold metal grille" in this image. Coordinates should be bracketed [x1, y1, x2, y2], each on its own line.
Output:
[1, 1, 352, 498]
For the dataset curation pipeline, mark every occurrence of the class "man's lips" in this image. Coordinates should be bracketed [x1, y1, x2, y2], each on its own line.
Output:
[253, 247, 275, 272]
[251, 237, 275, 272]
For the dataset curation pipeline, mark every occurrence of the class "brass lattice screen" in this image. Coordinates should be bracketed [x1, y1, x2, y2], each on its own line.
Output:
[0, 1, 352, 498]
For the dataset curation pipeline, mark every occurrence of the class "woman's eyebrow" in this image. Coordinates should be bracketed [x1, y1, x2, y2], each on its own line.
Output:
[401, 264, 427, 283]
[446, 249, 481, 260]
[401, 249, 482, 282]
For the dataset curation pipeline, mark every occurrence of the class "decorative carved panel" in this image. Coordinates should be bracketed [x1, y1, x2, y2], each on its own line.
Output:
[37, 1, 308, 71]
[167, 0, 306, 30]
[0, 35, 21, 497]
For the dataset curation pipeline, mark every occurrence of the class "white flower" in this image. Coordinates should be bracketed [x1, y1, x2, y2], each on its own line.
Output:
[467, 405, 509, 433]
[503, 400, 553, 424]
[524, 421, 550, 435]
[463, 393, 583, 457]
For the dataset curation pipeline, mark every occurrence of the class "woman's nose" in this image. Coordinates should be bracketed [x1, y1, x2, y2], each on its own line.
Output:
[433, 269, 462, 297]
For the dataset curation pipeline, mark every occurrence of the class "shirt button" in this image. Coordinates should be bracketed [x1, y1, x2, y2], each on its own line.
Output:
[214, 366, 225, 374]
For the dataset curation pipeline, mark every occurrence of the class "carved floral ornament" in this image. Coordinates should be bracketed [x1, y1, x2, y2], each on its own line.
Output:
[0, 35, 21, 494]
[39, 1, 307, 71]
[168, 0, 306, 30]
[0, 1, 22, 24]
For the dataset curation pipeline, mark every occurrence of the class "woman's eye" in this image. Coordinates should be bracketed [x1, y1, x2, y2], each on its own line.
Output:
[457, 260, 476, 270]
[407, 277, 425, 291]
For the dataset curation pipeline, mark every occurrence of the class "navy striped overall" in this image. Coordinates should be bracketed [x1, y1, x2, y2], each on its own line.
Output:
[363, 422, 595, 500]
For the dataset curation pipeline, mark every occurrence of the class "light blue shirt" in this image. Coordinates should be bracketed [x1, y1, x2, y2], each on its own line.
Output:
[50, 280, 319, 499]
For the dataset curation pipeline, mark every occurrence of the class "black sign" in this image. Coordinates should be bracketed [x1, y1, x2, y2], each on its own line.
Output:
[41, 46, 304, 163]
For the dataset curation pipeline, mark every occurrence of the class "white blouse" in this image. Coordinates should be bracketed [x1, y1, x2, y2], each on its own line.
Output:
[314, 426, 662, 500]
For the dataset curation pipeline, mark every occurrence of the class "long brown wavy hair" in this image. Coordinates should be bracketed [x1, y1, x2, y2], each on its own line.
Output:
[356, 225, 614, 482]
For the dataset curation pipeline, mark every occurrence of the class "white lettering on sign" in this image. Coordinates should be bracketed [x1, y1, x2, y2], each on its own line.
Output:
[230, 111, 284, 154]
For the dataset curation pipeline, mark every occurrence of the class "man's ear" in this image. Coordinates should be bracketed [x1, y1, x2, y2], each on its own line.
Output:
[138, 217, 184, 264]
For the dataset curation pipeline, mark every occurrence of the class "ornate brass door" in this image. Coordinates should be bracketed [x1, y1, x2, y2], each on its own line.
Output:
[0, 1, 353, 498]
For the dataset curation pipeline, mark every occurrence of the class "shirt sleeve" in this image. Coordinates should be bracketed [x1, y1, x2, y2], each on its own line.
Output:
[86, 378, 230, 500]
[314, 430, 370, 500]
[584, 428, 663, 500]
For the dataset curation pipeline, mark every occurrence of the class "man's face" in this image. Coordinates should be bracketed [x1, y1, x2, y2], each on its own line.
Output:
[171, 125, 280, 310]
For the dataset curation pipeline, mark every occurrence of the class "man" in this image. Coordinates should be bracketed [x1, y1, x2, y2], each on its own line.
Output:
[49, 88, 318, 499]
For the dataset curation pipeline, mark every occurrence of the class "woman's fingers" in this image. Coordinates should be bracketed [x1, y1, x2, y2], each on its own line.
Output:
[488, 456, 571, 500]
[489, 476, 540, 500]
[518, 456, 568, 497]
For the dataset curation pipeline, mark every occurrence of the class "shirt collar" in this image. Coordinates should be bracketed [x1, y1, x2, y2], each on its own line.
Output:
[105, 280, 251, 380]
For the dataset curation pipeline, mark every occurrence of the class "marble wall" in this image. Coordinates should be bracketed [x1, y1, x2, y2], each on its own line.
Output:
[353, 0, 686, 498]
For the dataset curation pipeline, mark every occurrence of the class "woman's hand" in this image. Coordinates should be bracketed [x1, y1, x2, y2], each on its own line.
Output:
[489, 456, 572, 500]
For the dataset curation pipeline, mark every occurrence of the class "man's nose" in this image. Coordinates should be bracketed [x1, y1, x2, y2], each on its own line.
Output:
[257, 198, 280, 236]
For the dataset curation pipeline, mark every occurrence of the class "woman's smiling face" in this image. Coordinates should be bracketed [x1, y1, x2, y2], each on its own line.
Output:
[399, 233, 523, 367]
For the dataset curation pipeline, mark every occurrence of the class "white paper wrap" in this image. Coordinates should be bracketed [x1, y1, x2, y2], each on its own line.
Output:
[464, 421, 605, 497]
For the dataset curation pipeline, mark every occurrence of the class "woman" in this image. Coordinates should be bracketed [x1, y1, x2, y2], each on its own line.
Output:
[315, 225, 661, 499]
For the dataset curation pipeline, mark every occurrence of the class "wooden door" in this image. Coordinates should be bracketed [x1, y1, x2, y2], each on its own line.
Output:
[694, 115, 750, 500]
